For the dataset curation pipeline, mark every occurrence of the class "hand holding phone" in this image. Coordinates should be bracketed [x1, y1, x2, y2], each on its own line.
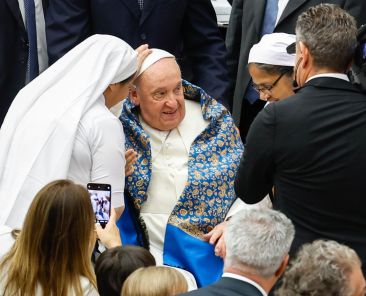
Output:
[95, 208, 122, 248]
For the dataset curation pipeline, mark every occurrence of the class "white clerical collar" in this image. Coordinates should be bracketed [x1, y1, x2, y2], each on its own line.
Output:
[306, 73, 349, 83]
[222, 272, 268, 296]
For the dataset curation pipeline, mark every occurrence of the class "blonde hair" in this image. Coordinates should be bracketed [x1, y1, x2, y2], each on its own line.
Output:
[121, 266, 188, 296]
[0, 180, 96, 296]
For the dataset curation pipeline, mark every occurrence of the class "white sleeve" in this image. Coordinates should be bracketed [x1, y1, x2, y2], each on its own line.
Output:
[89, 116, 125, 208]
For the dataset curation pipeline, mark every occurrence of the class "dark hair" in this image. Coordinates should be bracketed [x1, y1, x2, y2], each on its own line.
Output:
[253, 63, 293, 77]
[95, 246, 156, 296]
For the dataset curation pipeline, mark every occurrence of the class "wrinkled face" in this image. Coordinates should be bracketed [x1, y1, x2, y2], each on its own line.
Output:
[348, 264, 366, 296]
[132, 58, 185, 131]
[249, 64, 294, 102]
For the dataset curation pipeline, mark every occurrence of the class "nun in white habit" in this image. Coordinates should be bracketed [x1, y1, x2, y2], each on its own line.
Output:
[248, 33, 296, 104]
[0, 34, 147, 228]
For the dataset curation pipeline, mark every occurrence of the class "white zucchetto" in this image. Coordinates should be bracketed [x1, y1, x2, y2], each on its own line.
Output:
[137, 48, 174, 76]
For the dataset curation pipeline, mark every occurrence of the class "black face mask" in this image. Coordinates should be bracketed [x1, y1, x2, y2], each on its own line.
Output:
[293, 57, 303, 89]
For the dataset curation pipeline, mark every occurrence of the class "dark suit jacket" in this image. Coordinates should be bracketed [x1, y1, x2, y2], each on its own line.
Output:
[0, 0, 28, 126]
[180, 276, 264, 296]
[0, 0, 48, 126]
[226, 0, 366, 129]
[45, 0, 230, 108]
[235, 77, 366, 275]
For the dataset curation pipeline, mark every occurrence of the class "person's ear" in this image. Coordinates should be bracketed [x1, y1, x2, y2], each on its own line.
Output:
[129, 85, 140, 106]
[274, 254, 289, 278]
[299, 41, 310, 68]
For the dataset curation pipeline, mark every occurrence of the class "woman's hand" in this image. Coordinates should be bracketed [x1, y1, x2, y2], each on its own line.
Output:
[95, 208, 122, 249]
[125, 148, 138, 176]
[135, 44, 152, 76]
[203, 221, 228, 258]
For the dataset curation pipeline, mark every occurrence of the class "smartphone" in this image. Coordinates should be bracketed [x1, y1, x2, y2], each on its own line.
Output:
[87, 183, 112, 227]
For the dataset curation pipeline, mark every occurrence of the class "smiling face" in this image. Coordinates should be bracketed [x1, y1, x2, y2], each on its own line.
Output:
[249, 63, 294, 102]
[131, 58, 185, 131]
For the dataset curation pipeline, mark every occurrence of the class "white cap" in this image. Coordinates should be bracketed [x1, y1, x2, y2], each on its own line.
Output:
[248, 33, 296, 67]
[137, 48, 174, 76]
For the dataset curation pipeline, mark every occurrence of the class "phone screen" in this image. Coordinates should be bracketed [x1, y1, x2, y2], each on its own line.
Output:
[87, 183, 111, 227]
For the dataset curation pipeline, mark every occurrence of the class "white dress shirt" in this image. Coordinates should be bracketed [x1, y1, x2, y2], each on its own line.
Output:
[67, 97, 125, 208]
[18, 0, 48, 74]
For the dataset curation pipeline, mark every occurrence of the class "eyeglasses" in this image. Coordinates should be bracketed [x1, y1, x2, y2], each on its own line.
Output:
[252, 72, 286, 94]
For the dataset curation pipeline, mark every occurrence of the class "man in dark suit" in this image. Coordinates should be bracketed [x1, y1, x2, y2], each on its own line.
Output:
[45, 0, 230, 108]
[235, 4, 366, 275]
[226, 0, 366, 139]
[0, 0, 48, 126]
[180, 208, 294, 296]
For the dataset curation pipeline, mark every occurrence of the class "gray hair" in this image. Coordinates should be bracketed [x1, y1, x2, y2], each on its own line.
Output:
[295, 4, 357, 72]
[276, 240, 361, 296]
[224, 208, 295, 278]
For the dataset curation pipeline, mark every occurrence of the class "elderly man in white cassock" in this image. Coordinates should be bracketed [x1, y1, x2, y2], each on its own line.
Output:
[117, 49, 256, 287]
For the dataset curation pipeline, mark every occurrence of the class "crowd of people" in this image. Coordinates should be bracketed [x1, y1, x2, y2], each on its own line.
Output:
[0, 0, 366, 295]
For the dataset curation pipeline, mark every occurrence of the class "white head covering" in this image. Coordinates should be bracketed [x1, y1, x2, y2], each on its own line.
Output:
[0, 34, 137, 228]
[137, 48, 174, 76]
[248, 33, 296, 66]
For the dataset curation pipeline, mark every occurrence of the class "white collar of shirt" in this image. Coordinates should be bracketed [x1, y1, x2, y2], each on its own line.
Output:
[222, 272, 268, 296]
[306, 73, 350, 83]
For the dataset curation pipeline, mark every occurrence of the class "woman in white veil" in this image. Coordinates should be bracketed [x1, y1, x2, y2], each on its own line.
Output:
[0, 34, 149, 228]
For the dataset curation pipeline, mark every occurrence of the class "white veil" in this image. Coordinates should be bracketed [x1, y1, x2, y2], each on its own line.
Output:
[0, 34, 137, 228]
